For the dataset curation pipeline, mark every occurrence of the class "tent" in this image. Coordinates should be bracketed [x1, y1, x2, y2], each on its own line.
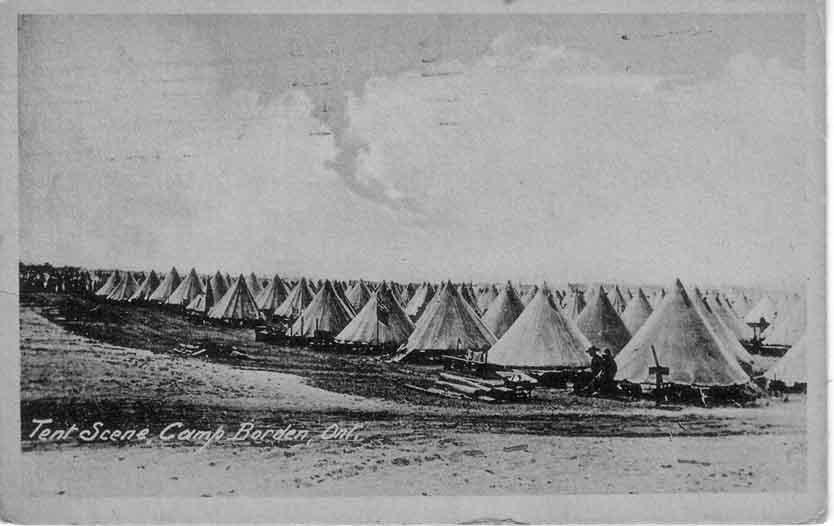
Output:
[458, 283, 480, 313]
[106, 272, 138, 302]
[615, 279, 750, 386]
[274, 277, 316, 319]
[245, 273, 263, 297]
[333, 280, 357, 316]
[399, 283, 416, 307]
[487, 286, 591, 368]
[763, 295, 806, 347]
[336, 282, 414, 345]
[210, 271, 228, 300]
[129, 270, 160, 302]
[186, 279, 216, 316]
[290, 280, 355, 338]
[744, 295, 778, 326]
[620, 288, 653, 335]
[575, 286, 631, 354]
[255, 274, 290, 312]
[477, 284, 499, 315]
[345, 280, 373, 313]
[564, 290, 586, 320]
[610, 286, 627, 314]
[208, 274, 263, 321]
[707, 293, 754, 341]
[691, 287, 755, 369]
[404, 282, 435, 321]
[520, 284, 539, 306]
[481, 281, 526, 339]
[404, 281, 496, 353]
[148, 267, 182, 303]
[166, 268, 204, 307]
[94, 271, 121, 297]
[763, 334, 807, 386]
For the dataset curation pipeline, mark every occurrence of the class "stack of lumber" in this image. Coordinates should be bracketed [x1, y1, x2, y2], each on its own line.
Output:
[422, 371, 536, 403]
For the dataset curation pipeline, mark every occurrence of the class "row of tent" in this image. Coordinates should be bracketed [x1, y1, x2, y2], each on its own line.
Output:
[91, 267, 807, 387]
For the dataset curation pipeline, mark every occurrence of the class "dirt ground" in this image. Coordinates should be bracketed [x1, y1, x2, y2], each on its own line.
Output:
[19, 293, 806, 497]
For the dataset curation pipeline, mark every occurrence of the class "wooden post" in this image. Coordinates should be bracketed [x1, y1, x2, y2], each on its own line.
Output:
[648, 345, 669, 407]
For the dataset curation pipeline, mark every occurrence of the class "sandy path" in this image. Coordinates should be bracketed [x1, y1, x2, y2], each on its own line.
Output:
[21, 432, 805, 497]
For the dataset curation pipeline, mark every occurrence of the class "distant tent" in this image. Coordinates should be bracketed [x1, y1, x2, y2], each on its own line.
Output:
[399, 283, 417, 307]
[255, 274, 290, 312]
[290, 280, 355, 338]
[477, 284, 499, 315]
[336, 282, 414, 345]
[615, 279, 750, 386]
[333, 280, 357, 316]
[106, 272, 138, 302]
[186, 279, 216, 316]
[691, 287, 755, 369]
[129, 270, 160, 302]
[457, 283, 480, 313]
[210, 271, 228, 300]
[650, 288, 666, 308]
[621, 288, 653, 335]
[166, 268, 204, 307]
[610, 286, 627, 314]
[404, 281, 496, 353]
[744, 295, 778, 326]
[274, 277, 315, 319]
[521, 284, 539, 306]
[763, 334, 807, 386]
[576, 286, 631, 354]
[208, 274, 262, 321]
[563, 290, 586, 320]
[707, 293, 754, 341]
[404, 282, 435, 321]
[95, 271, 121, 297]
[730, 293, 754, 318]
[763, 295, 806, 347]
[245, 273, 262, 297]
[487, 287, 591, 368]
[625, 289, 633, 300]
[148, 267, 181, 303]
[481, 281, 526, 339]
[345, 280, 373, 313]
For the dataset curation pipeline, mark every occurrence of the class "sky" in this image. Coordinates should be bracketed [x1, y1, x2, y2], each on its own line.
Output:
[18, 13, 816, 288]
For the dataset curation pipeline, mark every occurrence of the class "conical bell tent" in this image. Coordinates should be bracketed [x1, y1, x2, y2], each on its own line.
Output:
[274, 278, 316, 319]
[208, 274, 262, 322]
[346, 280, 373, 313]
[477, 284, 499, 316]
[576, 286, 631, 354]
[488, 286, 591, 368]
[615, 279, 750, 386]
[336, 282, 414, 346]
[521, 284, 539, 306]
[404, 282, 435, 321]
[457, 283, 480, 313]
[333, 280, 356, 316]
[167, 268, 204, 307]
[129, 270, 160, 302]
[564, 289, 586, 320]
[621, 288, 653, 335]
[290, 280, 354, 338]
[399, 283, 416, 307]
[186, 279, 216, 316]
[481, 281, 526, 339]
[610, 286, 627, 314]
[106, 272, 138, 302]
[764, 333, 808, 386]
[95, 270, 121, 297]
[691, 287, 755, 370]
[255, 274, 290, 312]
[708, 293, 754, 341]
[405, 281, 496, 353]
[245, 272, 262, 298]
[210, 271, 228, 300]
[763, 295, 805, 347]
[149, 267, 181, 303]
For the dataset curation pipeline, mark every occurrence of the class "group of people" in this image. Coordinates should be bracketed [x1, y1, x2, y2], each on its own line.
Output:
[578, 346, 619, 396]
